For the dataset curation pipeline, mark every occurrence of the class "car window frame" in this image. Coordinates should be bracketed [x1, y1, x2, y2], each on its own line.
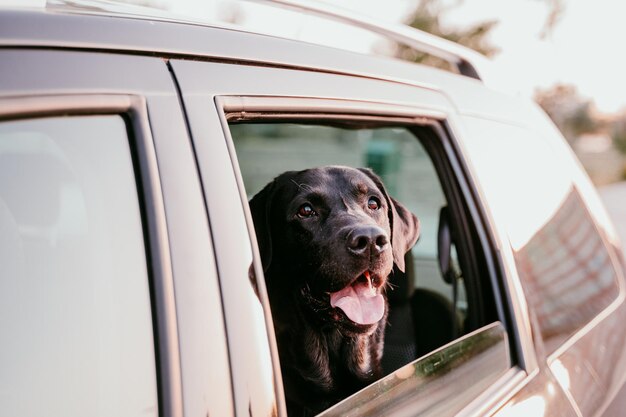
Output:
[0, 94, 183, 417]
[414, 122, 492, 332]
[168, 54, 545, 413]
[215, 94, 526, 416]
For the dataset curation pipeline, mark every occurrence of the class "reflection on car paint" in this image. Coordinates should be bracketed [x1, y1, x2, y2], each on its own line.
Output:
[514, 187, 620, 353]
[493, 367, 578, 417]
[549, 359, 571, 392]
[496, 394, 547, 417]
[549, 302, 626, 416]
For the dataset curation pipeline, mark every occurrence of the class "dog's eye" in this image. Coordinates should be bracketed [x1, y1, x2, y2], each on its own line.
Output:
[368, 197, 381, 210]
[297, 203, 316, 218]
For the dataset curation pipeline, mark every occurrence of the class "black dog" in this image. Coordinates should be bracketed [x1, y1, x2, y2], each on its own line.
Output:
[250, 166, 420, 416]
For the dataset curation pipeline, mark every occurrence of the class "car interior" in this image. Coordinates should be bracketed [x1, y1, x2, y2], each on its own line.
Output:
[229, 120, 500, 378]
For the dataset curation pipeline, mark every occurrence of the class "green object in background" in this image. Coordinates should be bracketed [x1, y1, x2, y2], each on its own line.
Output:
[366, 139, 401, 195]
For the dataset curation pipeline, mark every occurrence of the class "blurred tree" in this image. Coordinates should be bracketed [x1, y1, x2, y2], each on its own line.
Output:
[534, 84, 600, 142]
[397, 0, 498, 70]
[611, 114, 626, 154]
[535, 0, 566, 38]
[399, 0, 565, 69]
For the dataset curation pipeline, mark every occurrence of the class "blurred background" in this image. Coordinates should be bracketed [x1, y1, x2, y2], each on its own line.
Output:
[112, 0, 626, 188]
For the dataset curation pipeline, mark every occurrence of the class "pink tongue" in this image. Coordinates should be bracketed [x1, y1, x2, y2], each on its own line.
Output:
[329, 278, 384, 325]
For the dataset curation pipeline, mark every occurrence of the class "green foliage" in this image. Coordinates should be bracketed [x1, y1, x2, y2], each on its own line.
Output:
[411, 0, 499, 55]
[400, 0, 565, 70]
[398, 0, 498, 68]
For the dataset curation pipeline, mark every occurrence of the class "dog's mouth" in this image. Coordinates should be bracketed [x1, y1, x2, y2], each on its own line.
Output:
[329, 271, 385, 325]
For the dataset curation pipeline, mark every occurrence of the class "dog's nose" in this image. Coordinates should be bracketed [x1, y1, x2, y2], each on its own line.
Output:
[347, 226, 389, 257]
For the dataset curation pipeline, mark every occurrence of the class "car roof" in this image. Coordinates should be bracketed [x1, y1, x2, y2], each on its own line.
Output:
[0, 1, 538, 125]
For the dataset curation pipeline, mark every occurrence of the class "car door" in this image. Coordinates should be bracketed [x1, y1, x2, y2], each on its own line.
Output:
[170, 56, 579, 416]
[457, 111, 626, 416]
[0, 49, 233, 417]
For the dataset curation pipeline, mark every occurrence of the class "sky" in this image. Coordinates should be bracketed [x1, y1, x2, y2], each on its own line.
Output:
[316, 0, 626, 114]
[439, 0, 626, 114]
[176, 0, 626, 114]
[5, 0, 625, 113]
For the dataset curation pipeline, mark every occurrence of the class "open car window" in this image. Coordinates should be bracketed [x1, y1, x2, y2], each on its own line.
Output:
[319, 322, 510, 417]
[228, 118, 507, 415]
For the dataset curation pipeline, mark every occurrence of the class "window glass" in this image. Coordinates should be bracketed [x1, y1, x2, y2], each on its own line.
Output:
[0, 116, 158, 416]
[319, 322, 510, 417]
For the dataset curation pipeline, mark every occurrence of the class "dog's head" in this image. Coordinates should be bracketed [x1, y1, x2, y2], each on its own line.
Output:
[250, 166, 420, 333]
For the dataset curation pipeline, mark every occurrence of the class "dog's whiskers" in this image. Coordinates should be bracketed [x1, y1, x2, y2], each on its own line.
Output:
[386, 281, 398, 291]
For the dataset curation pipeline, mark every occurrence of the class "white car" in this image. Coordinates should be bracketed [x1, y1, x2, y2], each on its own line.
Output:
[0, 1, 624, 416]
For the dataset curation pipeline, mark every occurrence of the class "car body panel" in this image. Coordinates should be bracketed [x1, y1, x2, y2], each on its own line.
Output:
[172, 77, 283, 417]
[1, 5, 625, 417]
[142, 92, 235, 417]
[547, 282, 626, 416]
[491, 368, 579, 417]
[456, 104, 626, 416]
[0, 48, 233, 417]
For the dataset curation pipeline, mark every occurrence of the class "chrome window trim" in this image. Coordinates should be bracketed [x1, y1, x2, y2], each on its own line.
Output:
[0, 94, 183, 417]
[220, 95, 447, 122]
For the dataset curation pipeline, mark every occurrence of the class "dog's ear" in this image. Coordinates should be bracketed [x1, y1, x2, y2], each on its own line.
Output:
[249, 180, 276, 273]
[358, 168, 420, 272]
[388, 195, 421, 271]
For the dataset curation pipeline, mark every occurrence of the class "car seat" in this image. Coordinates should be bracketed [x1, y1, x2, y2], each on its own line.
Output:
[381, 256, 419, 374]
[382, 209, 461, 374]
